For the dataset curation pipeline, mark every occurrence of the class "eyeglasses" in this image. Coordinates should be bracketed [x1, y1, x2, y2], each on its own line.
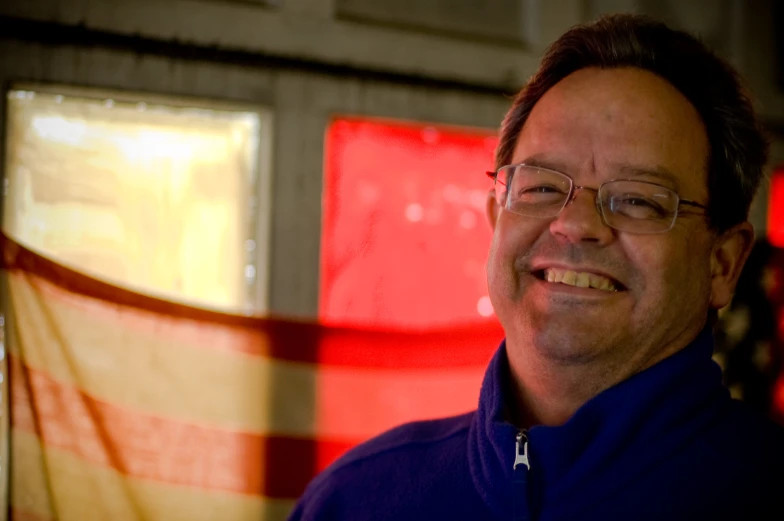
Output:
[486, 164, 708, 234]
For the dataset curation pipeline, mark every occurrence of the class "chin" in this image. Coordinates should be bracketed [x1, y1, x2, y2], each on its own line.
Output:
[505, 306, 618, 364]
[534, 333, 608, 364]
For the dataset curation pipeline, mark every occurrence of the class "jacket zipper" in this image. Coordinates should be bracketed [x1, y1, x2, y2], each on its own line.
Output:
[514, 430, 530, 471]
[512, 429, 531, 521]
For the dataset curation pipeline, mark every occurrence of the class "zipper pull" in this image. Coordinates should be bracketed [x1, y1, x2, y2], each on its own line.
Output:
[514, 430, 530, 471]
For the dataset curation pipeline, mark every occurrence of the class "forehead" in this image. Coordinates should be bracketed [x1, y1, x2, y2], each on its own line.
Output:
[513, 67, 709, 195]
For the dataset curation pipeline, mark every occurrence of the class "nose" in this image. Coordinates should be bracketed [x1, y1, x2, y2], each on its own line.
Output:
[549, 186, 615, 244]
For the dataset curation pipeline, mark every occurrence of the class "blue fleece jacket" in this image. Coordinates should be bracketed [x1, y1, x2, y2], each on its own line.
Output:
[289, 329, 784, 520]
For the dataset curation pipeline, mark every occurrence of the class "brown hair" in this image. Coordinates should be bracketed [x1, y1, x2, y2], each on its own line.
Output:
[496, 14, 769, 232]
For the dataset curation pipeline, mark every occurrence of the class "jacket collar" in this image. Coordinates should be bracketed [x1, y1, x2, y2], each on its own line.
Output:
[467, 327, 728, 518]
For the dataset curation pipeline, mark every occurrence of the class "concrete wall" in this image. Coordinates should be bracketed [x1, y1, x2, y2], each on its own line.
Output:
[0, 0, 780, 317]
[0, 0, 571, 92]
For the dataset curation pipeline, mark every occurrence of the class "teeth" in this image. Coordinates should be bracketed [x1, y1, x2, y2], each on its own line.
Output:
[542, 268, 617, 292]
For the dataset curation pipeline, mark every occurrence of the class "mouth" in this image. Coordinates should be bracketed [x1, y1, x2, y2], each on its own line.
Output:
[532, 267, 623, 292]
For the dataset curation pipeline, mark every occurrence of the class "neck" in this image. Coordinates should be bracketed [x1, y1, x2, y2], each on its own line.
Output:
[503, 334, 691, 428]
[505, 357, 608, 427]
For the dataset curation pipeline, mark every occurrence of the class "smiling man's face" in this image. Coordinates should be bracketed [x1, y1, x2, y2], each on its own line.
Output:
[487, 66, 725, 373]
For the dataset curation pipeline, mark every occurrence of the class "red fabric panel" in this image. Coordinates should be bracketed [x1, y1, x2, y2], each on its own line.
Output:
[768, 169, 784, 247]
[321, 117, 499, 330]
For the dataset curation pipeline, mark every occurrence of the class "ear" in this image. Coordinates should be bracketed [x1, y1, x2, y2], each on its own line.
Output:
[709, 221, 755, 310]
[486, 190, 501, 230]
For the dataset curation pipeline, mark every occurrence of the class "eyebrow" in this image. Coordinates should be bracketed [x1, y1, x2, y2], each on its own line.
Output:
[517, 154, 682, 190]
[614, 164, 682, 191]
[517, 154, 571, 173]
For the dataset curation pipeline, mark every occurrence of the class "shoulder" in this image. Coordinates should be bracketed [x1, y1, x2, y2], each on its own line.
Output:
[313, 411, 474, 487]
[703, 401, 784, 516]
[726, 400, 784, 458]
[290, 412, 475, 520]
[701, 399, 784, 492]
[720, 399, 784, 448]
[331, 410, 475, 469]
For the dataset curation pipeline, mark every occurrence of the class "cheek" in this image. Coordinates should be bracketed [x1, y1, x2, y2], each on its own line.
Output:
[487, 215, 544, 289]
[487, 220, 515, 287]
[490, 214, 533, 260]
[625, 234, 712, 302]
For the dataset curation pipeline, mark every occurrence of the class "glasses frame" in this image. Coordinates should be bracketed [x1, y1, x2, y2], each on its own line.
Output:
[486, 163, 709, 234]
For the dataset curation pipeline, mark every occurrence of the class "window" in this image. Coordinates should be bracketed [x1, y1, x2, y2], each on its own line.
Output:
[3, 85, 272, 313]
[320, 117, 499, 330]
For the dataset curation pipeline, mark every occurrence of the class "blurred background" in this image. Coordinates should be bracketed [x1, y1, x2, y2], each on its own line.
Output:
[0, 0, 782, 520]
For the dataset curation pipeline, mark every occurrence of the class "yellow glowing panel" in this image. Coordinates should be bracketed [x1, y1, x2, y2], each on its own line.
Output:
[3, 88, 266, 313]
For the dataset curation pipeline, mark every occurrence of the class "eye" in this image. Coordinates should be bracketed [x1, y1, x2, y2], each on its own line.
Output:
[520, 185, 560, 194]
[626, 197, 655, 207]
[516, 184, 567, 197]
[610, 195, 669, 219]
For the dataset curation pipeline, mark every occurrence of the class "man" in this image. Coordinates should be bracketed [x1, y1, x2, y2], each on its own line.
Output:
[289, 14, 784, 521]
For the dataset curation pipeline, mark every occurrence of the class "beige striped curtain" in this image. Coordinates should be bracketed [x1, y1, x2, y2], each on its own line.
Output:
[2, 235, 502, 521]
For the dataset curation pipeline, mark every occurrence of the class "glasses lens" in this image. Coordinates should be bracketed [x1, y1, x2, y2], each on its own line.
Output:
[600, 180, 678, 233]
[504, 166, 571, 217]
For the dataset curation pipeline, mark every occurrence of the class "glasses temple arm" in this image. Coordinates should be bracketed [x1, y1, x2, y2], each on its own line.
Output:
[679, 199, 709, 210]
